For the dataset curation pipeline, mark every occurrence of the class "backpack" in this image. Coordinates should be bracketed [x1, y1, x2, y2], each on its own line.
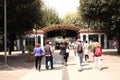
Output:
[95, 46, 102, 56]
[60, 44, 66, 50]
[44, 45, 51, 55]
[77, 43, 83, 53]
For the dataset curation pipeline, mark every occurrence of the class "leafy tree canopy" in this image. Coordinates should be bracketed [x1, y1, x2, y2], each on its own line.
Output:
[0, 0, 44, 37]
[79, 0, 120, 36]
[62, 12, 85, 27]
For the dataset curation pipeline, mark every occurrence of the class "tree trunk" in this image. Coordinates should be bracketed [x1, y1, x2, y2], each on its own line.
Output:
[8, 36, 15, 55]
[117, 36, 120, 54]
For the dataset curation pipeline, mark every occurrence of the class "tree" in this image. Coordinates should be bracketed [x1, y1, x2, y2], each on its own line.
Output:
[0, 0, 44, 54]
[62, 12, 85, 27]
[42, 7, 60, 27]
[79, 0, 120, 54]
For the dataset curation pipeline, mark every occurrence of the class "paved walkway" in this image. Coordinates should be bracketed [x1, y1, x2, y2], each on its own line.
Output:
[0, 49, 120, 80]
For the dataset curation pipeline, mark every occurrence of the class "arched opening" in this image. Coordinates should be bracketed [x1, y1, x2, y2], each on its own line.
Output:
[42, 24, 80, 49]
[83, 35, 86, 41]
[47, 29, 77, 38]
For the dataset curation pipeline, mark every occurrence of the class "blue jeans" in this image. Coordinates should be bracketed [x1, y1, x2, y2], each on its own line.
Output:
[76, 53, 82, 70]
[45, 55, 54, 69]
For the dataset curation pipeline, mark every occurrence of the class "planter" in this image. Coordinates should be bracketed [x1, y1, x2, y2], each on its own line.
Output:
[22, 50, 25, 54]
[26, 45, 34, 62]
[27, 55, 34, 62]
[21, 45, 25, 54]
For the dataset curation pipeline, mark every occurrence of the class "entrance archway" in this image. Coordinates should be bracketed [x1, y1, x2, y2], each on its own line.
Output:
[42, 24, 81, 38]
[42, 24, 81, 49]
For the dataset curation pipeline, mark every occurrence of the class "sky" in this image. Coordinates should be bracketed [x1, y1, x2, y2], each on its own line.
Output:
[43, 0, 79, 18]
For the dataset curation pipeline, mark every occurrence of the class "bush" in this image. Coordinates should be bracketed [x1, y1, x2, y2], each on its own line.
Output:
[20, 45, 25, 50]
[89, 44, 95, 52]
[26, 45, 34, 55]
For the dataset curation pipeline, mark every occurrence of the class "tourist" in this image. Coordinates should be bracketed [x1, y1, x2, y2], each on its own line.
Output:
[93, 42, 102, 71]
[83, 41, 89, 63]
[33, 43, 43, 71]
[44, 41, 54, 70]
[74, 39, 84, 71]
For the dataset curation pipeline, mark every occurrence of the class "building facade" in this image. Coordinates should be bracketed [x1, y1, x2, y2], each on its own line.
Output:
[16, 25, 114, 50]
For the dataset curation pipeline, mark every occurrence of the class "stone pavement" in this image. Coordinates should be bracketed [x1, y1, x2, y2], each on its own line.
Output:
[0, 49, 120, 80]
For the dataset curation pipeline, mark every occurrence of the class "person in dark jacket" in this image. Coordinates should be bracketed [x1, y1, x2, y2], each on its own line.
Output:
[59, 41, 69, 66]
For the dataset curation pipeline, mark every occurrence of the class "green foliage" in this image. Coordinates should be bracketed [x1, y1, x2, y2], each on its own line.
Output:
[79, 0, 120, 35]
[26, 45, 34, 55]
[0, 0, 44, 36]
[42, 7, 60, 27]
[79, 0, 120, 53]
[89, 44, 95, 52]
[62, 12, 85, 27]
[0, 0, 45, 51]
[20, 45, 25, 50]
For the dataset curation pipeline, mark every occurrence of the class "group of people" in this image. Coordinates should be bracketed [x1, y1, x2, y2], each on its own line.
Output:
[33, 40, 54, 71]
[74, 39, 102, 71]
[32, 39, 102, 72]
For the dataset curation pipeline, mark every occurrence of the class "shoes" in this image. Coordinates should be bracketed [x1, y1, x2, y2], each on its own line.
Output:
[78, 68, 82, 72]
[65, 64, 67, 66]
[39, 69, 40, 71]
[85, 61, 87, 64]
[39, 68, 41, 71]
[99, 67, 102, 71]
[64, 62, 67, 66]
[78, 69, 82, 72]
[51, 67, 54, 69]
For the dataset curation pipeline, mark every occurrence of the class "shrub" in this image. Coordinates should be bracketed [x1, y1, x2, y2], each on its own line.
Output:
[89, 44, 95, 52]
[26, 45, 34, 55]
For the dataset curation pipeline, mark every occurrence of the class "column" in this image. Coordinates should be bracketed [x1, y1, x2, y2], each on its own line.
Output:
[98, 34, 101, 46]
[104, 34, 107, 49]
[86, 34, 89, 41]
[17, 39, 20, 50]
[80, 34, 83, 41]
[40, 34, 44, 48]
[35, 35, 38, 43]
[23, 38, 26, 48]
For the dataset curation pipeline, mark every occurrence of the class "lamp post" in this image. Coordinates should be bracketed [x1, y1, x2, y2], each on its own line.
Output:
[87, 24, 89, 42]
[34, 24, 38, 43]
[4, 0, 8, 66]
[86, 24, 89, 42]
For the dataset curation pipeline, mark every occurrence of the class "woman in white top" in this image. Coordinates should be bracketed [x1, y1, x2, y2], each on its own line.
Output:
[83, 41, 89, 63]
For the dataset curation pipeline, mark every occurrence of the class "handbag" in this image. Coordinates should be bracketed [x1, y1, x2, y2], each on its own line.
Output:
[66, 48, 69, 53]
[64, 53, 69, 57]
[41, 52, 45, 56]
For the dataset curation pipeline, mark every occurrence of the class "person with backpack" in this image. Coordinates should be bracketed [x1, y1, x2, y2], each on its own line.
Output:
[33, 43, 44, 71]
[44, 41, 54, 70]
[93, 42, 102, 71]
[74, 39, 84, 71]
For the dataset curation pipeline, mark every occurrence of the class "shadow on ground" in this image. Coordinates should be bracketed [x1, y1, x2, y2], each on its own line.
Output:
[0, 53, 35, 71]
[0, 53, 63, 71]
[103, 51, 120, 57]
